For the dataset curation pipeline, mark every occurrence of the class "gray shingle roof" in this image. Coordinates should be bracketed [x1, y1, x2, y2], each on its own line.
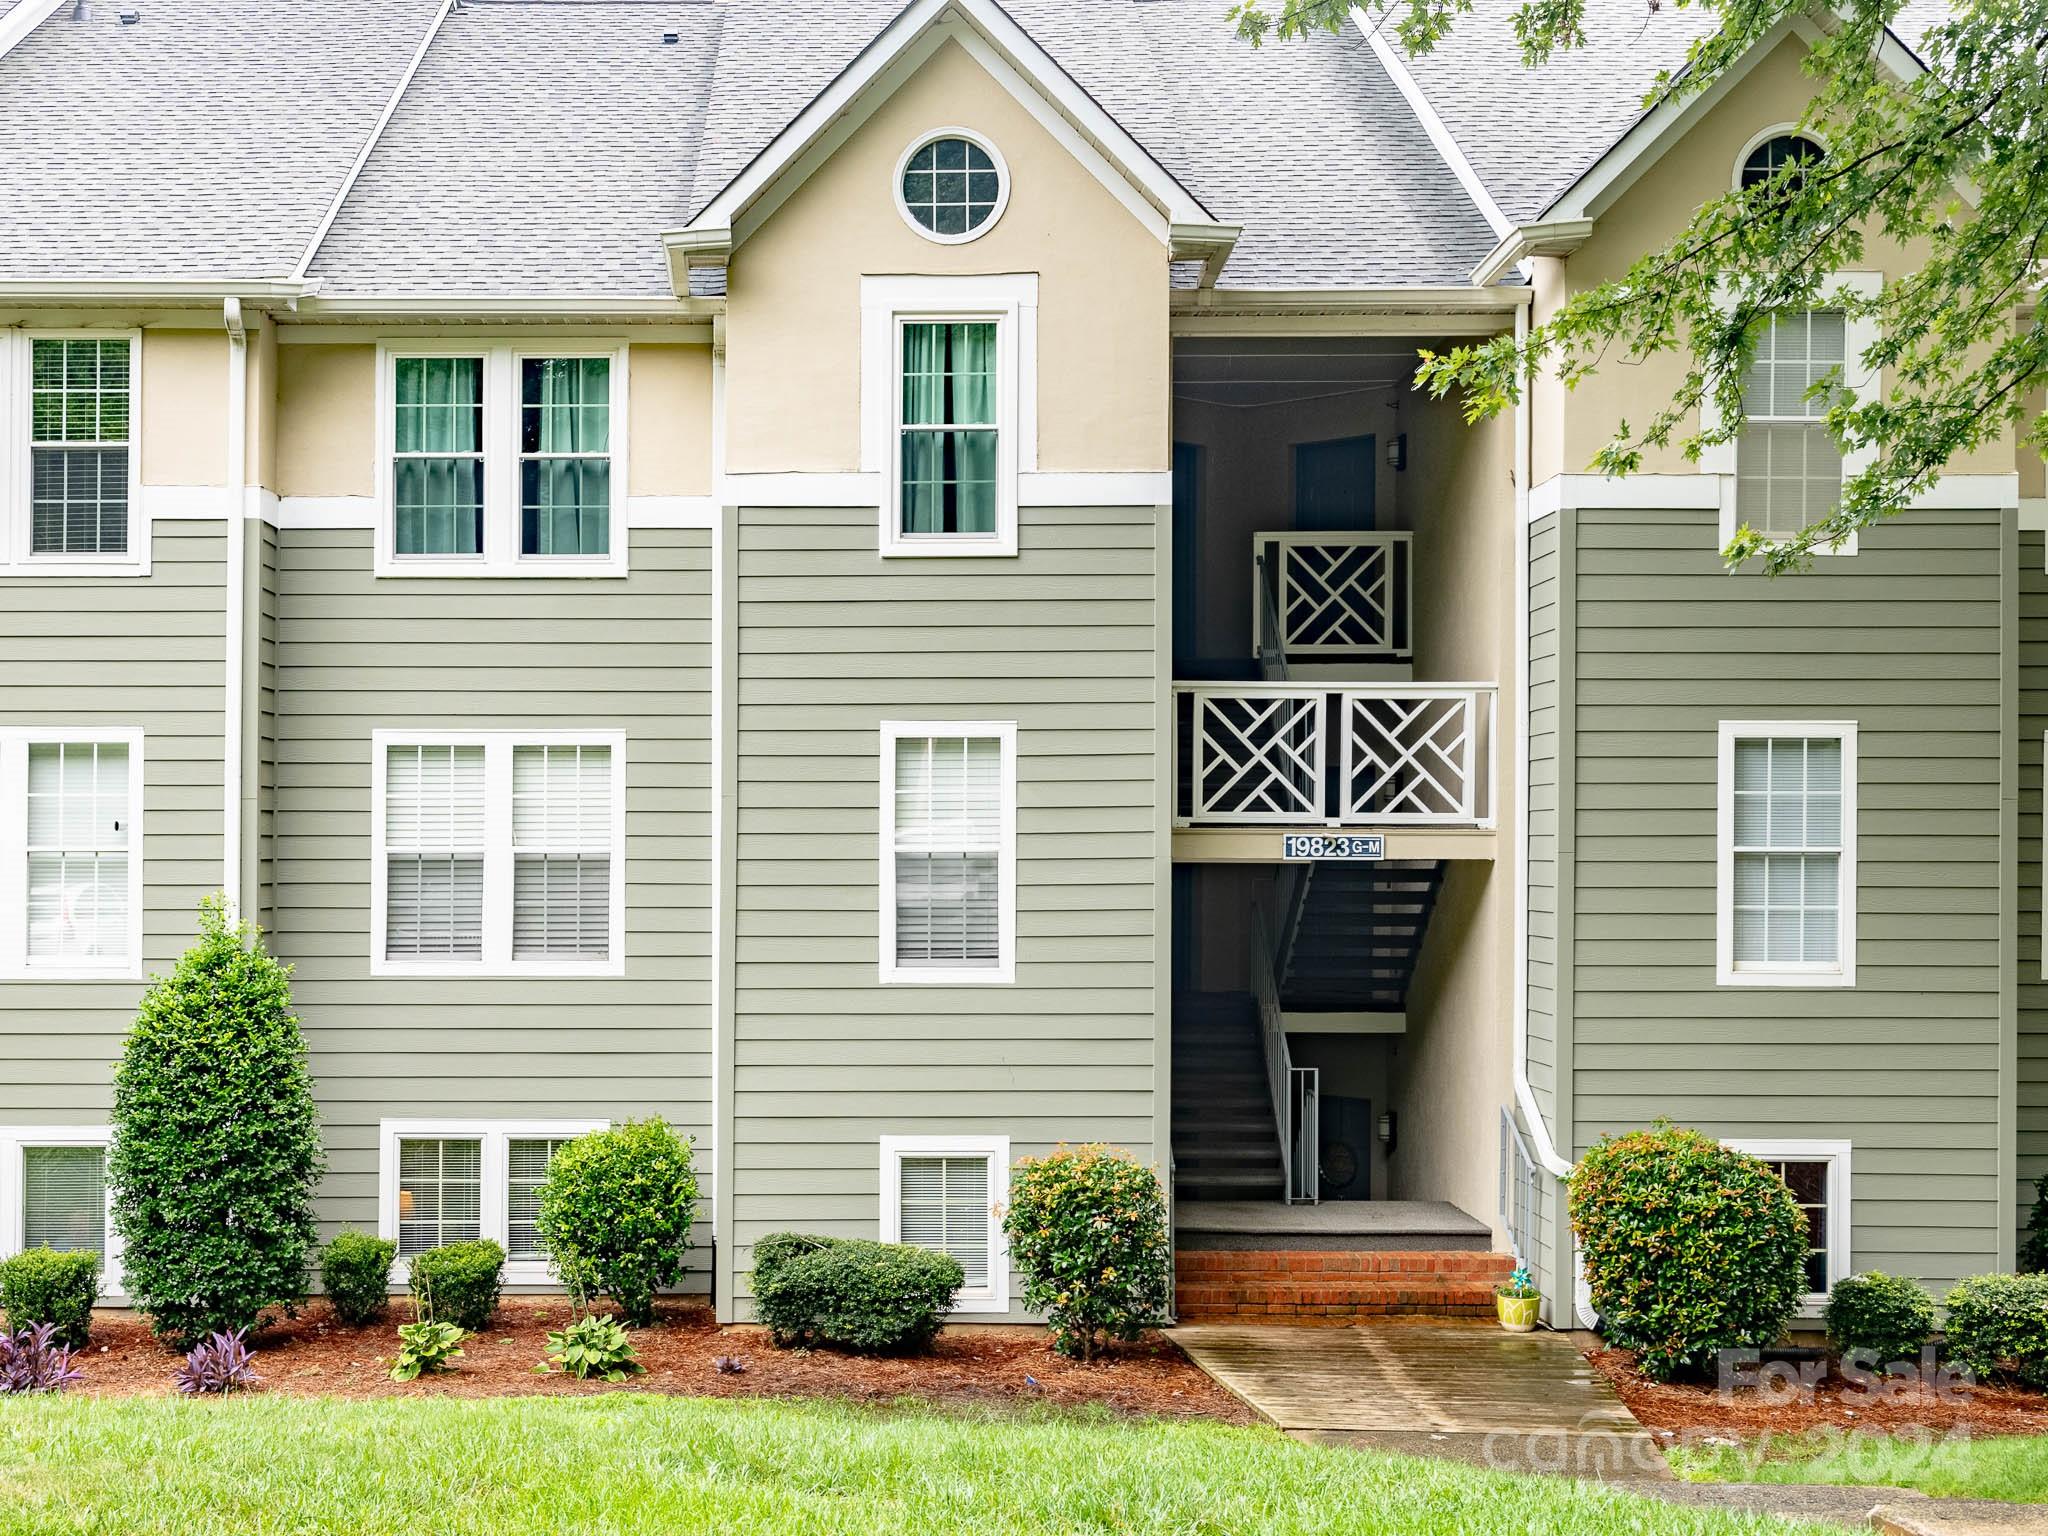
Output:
[0, 0, 444, 280]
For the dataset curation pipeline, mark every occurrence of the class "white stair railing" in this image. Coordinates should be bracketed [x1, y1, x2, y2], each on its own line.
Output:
[1499, 1105, 1540, 1266]
[1250, 902, 1309, 1203]
[1252, 531, 1412, 662]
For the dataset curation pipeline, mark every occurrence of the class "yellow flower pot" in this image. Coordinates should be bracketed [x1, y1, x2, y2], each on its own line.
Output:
[1496, 1292, 1541, 1332]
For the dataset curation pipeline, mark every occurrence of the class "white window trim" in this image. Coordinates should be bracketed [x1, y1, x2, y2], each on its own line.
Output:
[878, 719, 1017, 986]
[1701, 271, 1880, 557]
[1715, 719, 1857, 988]
[892, 127, 1012, 246]
[0, 726, 144, 981]
[0, 1125, 124, 1301]
[860, 274, 1037, 559]
[373, 341, 630, 578]
[369, 728, 627, 979]
[1730, 124, 1830, 193]
[1724, 1137, 1851, 1315]
[878, 1132, 1010, 1314]
[376, 1118, 608, 1287]
[1, 330, 146, 576]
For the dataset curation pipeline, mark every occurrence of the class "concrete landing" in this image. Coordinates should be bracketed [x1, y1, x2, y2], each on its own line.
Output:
[1171, 1320, 1669, 1482]
[1175, 1199, 1492, 1251]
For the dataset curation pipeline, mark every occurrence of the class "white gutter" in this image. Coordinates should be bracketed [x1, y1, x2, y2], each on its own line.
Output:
[1173, 285, 1532, 315]
[222, 299, 247, 915]
[0, 0, 63, 60]
[1354, 8, 1514, 244]
[291, 295, 720, 321]
[0, 280, 309, 302]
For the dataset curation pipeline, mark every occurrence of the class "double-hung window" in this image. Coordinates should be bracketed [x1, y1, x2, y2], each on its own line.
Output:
[1717, 722, 1856, 986]
[1, 332, 141, 572]
[879, 1134, 1008, 1312]
[0, 1128, 122, 1294]
[381, 1121, 605, 1281]
[372, 731, 624, 976]
[862, 276, 1034, 558]
[0, 729, 143, 979]
[880, 722, 1016, 985]
[378, 344, 625, 575]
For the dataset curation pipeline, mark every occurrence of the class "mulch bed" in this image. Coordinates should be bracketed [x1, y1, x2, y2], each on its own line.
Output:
[1582, 1339, 2048, 1440]
[63, 1298, 1256, 1424]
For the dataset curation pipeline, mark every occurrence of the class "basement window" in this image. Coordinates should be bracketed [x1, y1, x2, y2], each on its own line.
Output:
[878, 1134, 1009, 1312]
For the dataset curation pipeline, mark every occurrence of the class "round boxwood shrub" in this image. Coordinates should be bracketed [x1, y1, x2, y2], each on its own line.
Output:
[1942, 1272, 2048, 1390]
[407, 1240, 505, 1333]
[536, 1119, 698, 1326]
[0, 1249, 100, 1348]
[108, 896, 323, 1349]
[1568, 1121, 1808, 1381]
[1824, 1271, 1935, 1369]
[751, 1233, 961, 1353]
[321, 1231, 397, 1328]
[1002, 1143, 1171, 1362]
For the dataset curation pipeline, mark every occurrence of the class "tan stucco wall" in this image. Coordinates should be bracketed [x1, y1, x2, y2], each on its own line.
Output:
[139, 329, 227, 487]
[247, 317, 278, 490]
[723, 38, 1169, 474]
[275, 343, 376, 499]
[629, 344, 714, 498]
[1555, 37, 2014, 477]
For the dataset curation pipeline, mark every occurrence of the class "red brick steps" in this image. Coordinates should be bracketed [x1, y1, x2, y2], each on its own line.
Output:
[1174, 1248, 1513, 1323]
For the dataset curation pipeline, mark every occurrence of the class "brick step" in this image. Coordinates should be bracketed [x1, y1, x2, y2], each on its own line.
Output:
[1176, 1249, 1513, 1280]
[1174, 1247, 1514, 1322]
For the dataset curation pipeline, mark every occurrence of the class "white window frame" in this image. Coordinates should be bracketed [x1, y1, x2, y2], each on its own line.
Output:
[1, 330, 146, 577]
[0, 726, 144, 981]
[377, 1118, 607, 1286]
[878, 719, 1017, 986]
[1730, 124, 1829, 194]
[1715, 720, 1857, 988]
[373, 341, 630, 578]
[1701, 271, 1880, 557]
[892, 128, 1012, 246]
[878, 1132, 1010, 1313]
[860, 274, 1037, 559]
[0, 1125, 123, 1300]
[369, 729, 627, 978]
[1723, 1137, 1851, 1315]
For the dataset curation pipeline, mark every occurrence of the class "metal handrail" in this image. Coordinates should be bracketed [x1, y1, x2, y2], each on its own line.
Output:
[1499, 1104, 1540, 1267]
[1249, 902, 1295, 1203]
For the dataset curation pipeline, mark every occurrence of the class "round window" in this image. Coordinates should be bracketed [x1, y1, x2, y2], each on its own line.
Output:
[1739, 133, 1823, 191]
[898, 133, 1006, 242]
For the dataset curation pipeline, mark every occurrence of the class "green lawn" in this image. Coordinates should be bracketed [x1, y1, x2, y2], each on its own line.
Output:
[0, 1393, 1842, 1536]
[1671, 1431, 2048, 1506]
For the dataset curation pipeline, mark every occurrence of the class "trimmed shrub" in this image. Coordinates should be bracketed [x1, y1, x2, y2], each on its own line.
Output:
[1943, 1272, 2048, 1390]
[1825, 1272, 1936, 1368]
[0, 1248, 99, 1348]
[108, 896, 323, 1348]
[1568, 1121, 1809, 1381]
[752, 1234, 961, 1354]
[407, 1240, 504, 1333]
[2022, 1172, 2048, 1274]
[321, 1231, 397, 1328]
[536, 1119, 698, 1326]
[1003, 1144, 1172, 1362]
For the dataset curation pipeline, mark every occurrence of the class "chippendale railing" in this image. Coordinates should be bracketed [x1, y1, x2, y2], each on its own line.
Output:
[1253, 531, 1413, 662]
[1173, 683, 1495, 827]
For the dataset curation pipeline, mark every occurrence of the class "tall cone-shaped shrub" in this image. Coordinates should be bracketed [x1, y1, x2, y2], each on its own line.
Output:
[109, 896, 322, 1348]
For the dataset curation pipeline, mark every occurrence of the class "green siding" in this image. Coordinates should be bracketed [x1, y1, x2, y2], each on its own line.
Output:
[270, 528, 714, 1282]
[1564, 505, 2009, 1291]
[1525, 512, 1566, 1310]
[2016, 530, 2048, 1254]
[0, 521, 226, 1118]
[728, 504, 1164, 1319]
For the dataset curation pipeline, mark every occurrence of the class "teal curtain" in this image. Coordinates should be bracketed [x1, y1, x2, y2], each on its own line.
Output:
[521, 357, 611, 556]
[900, 323, 996, 536]
[393, 356, 484, 556]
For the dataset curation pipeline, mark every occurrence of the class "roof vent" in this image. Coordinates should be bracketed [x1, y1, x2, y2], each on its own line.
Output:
[662, 31, 678, 43]
[118, 9, 140, 23]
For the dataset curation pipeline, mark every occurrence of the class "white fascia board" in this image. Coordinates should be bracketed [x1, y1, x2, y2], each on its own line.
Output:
[292, 296, 718, 321]
[1469, 220, 1595, 289]
[684, 0, 1208, 254]
[0, 280, 308, 302]
[0, 0, 64, 60]
[1356, 10, 1513, 242]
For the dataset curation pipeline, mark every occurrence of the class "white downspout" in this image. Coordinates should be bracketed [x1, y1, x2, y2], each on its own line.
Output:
[222, 297, 247, 916]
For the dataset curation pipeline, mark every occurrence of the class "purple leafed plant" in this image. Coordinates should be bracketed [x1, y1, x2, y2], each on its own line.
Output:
[175, 1327, 260, 1396]
[0, 1322, 84, 1395]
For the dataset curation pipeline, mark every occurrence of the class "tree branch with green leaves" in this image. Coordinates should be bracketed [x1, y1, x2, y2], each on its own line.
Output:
[1230, 0, 2047, 574]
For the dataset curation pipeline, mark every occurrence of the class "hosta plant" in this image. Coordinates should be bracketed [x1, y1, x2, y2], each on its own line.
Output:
[536, 1312, 644, 1382]
[0, 1322, 84, 1395]
[390, 1319, 467, 1382]
[1003, 1144, 1171, 1362]
[175, 1328, 259, 1396]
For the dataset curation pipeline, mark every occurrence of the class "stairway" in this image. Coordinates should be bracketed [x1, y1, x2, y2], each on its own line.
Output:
[1279, 861, 1445, 1012]
[1170, 993, 1285, 1202]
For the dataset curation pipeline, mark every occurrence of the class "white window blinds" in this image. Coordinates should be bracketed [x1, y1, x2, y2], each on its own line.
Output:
[897, 1154, 991, 1289]
[26, 741, 131, 965]
[1736, 310, 1847, 538]
[892, 735, 1002, 969]
[505, 1136, 572, 1261]
[384, 744, 486, 960]
[511, 744, 612, 960]
[23, 1145, 106, 1256]
[30, 338, 131, 558]
[397, 1137, 482, 1256]
[1731, 736, 1843, 968]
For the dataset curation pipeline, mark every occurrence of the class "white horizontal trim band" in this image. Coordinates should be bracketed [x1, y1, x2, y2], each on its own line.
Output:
[272, 495, 378, 530]
[715, 470, 1170, 508]
[1530, 471, 2022, 519]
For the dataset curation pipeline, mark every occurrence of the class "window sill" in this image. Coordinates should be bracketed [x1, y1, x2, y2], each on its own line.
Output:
[1716, 967, 1855, 989]
[0, 964, 144, 983]
[879, 536, 1019, 560]
[370, 959, 627, 981]
[880, 964, 1015, 986]
[0, 558, 149, 579]
[943, 1291, 1011, 1315]
[371, 556, 629, 580]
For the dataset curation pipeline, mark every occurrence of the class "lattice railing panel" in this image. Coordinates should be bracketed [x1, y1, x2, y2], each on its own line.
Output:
[1187, 690, 1326, 822]
[1255, 533, 1411, 660]
[1342, 691, 1478, 822]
